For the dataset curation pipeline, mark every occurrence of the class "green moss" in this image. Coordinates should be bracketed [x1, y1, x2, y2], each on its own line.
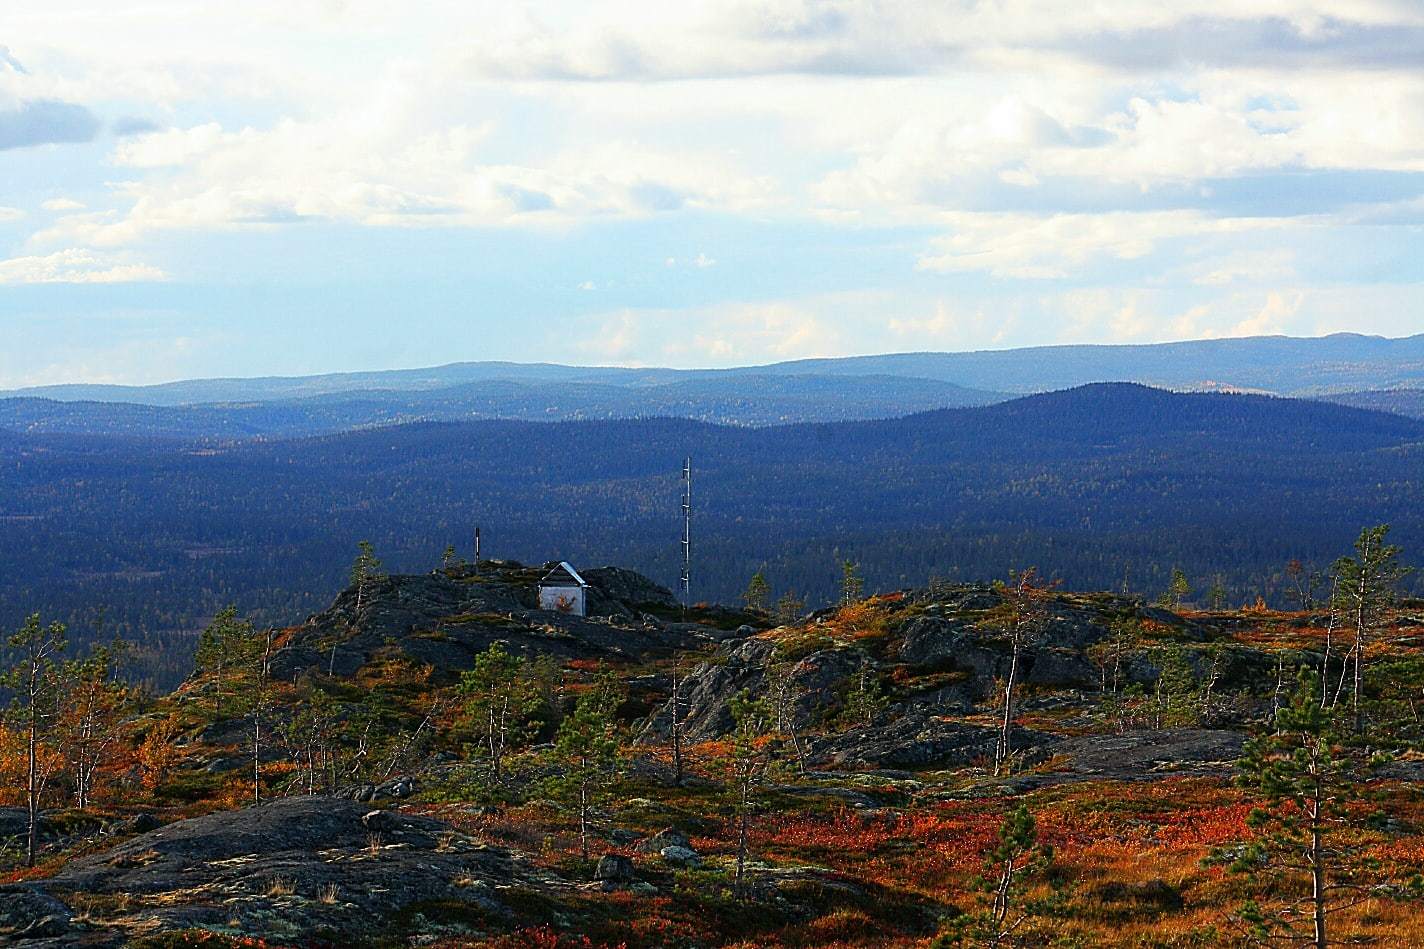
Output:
[441, 611, 521, 627]
[772, 631, 835, 663]
[390, 897, 495, 932]
[128, 932, 255, 949]
[152, 770, 223, 804]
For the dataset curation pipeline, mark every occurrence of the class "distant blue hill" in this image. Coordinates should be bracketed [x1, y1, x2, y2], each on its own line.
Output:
[1320, 387, 1424, 420]
[0, 374, 1004, 437]
[4, 332, 1422, 439]
[6, 332, 1423, 406]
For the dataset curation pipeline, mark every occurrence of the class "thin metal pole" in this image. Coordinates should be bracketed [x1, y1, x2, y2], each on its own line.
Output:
[681, 458, 692, 610]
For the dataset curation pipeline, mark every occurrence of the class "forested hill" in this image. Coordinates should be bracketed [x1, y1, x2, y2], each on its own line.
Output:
[7, 332, 1421, 406]
[758, 332, 1424, 394]
[1322, 388, 1424, 420]
[6, 333, 1424, 440]
[0, 373, 1004, 438]
[3, 383, 1422, 686]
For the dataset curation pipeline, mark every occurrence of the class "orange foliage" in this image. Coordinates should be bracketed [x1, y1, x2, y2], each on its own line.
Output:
[485, 926, 627, 949]
[136, 715, 181, 792]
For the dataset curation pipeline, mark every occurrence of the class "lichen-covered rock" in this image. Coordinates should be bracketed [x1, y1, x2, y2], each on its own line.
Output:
[594, 853, 636, 889]
[640, 638, 875, 746]
[30, 796, 564, 945]
[0, 888, 71, 939]
[581, 566, 679, 614]
[636, 827, 692, 855]
[0, 809, 56, 848]
[1042, 728, 1245, 781]
[810, 716, 1055, 769]
[659, 845, 701, 869]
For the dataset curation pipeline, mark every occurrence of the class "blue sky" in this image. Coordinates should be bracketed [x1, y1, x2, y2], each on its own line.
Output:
[1, 1, 1423, 386]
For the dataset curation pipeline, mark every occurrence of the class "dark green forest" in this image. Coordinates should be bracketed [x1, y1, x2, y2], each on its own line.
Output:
[3, 383, 1422, 686]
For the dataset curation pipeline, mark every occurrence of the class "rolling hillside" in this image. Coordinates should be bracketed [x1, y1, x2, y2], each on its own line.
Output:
[4, 332, 1421, 411]
[1322, 388, 1424, 420]
[0, 374, 1004, 438]
[3, 384, 1422, 683]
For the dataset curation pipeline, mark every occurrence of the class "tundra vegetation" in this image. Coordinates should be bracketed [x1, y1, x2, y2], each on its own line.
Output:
[1, 530, 1424, 946]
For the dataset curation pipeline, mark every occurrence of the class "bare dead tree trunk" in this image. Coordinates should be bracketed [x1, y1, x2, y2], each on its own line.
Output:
[735, 772, 751, 899]
[996, 639, 1021, 777]
[1310, 764, 1327, 949]
[26, 688, 40, 867]
[252, 628, 276, 804]
[1320, 585, 1338, 709]
[670, 656, 684, 786]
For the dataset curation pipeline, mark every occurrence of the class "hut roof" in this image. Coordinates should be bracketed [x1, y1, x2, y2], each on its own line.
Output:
[539, 561, 588, 588]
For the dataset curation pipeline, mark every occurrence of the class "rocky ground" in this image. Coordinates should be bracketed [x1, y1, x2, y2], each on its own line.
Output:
[4, 567, 1423, 947]
[271, 561, 763, 682]
[1, 797, 562, 946]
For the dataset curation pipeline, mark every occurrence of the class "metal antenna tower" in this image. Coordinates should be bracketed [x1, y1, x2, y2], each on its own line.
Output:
[680, 457, 692, 609]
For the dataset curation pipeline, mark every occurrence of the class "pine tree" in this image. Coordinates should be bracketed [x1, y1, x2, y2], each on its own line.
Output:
[3, 615, 67, 866]
[1330, 524, 1410, 730]
[458, 643, 544, 781]
[1216, 669, 1396, 949]
[774, 590, 805, 626]
[1161, 567, 1191, 610]
[58, 640, 135, 809]
[1151, 644, 1200, 728]
[843, 664, 888, 729]
[335, 540, 387, 675]
[547, 670, 623, 861]
[193, 606, 257, 720]
[980, 569, 1052, 776]
[840, 559, 864, 605]
[725, 690, 777, 899]
[933, 802, 1057, 947]
[351, 540, 386, 608]
[742, 571, 771, 613]
[1208, 574, 1228, 610]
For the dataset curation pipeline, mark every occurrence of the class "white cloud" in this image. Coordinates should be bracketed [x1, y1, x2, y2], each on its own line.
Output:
[915, 211, 1290, 279]
[1190, 248, 1298, 286]
[32, 111, 776, 246]
[2, 0, 1424, 370]
[7, 1, 1423, 257]
[566, 292, 891, 366]
[40, 197, 84, 211]
[0, 248, 168, 284]
[0, 206, 24, 222]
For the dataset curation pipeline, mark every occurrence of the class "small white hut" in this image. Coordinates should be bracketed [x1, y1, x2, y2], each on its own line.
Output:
[538, 562, 589, 616]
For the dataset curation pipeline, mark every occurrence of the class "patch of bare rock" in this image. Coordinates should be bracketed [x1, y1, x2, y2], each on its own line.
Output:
[0, 796, 565, 946]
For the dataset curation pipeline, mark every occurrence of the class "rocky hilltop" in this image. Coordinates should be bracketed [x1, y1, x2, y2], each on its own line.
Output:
[641, 584, 1276, 774]
[272, 559, 763, 681]
[3, 568, 1422, 947]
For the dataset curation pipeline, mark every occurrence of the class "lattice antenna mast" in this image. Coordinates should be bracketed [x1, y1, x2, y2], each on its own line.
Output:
[680, 457, 692, 609]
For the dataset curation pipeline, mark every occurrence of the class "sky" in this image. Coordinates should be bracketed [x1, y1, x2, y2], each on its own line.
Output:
[1, 1, 1423, 387]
